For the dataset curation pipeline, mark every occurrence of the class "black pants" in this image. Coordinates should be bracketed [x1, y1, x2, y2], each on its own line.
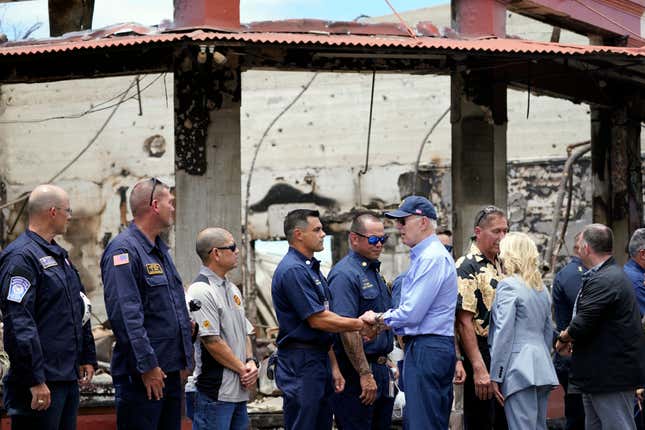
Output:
[463, 342, 508, 430]
[9, 381, 79, 430]
[555, 366, 585, 430]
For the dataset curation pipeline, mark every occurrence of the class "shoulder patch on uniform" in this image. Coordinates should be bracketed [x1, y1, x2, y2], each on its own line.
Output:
[146, 263, 163, 275]
[113, 253, 130, 266]
[7, 276, 31, 303]
[39, 256, 58, 269]
[233, 294, 242, 306]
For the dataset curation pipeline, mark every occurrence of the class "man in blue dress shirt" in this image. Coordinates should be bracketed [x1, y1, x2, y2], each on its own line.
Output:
[328, 213, 395, 430]
[361, 196, 458, 429]
[271, 209, 374, 430]
[101, 178, 193, 430]
[625, 228, 645, 316]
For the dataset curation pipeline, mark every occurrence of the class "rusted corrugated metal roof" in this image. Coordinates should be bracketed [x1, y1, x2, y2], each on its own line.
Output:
[1, 23, 644, 58]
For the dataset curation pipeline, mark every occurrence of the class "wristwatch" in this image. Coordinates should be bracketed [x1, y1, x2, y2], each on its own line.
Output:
[246, 357, 259, 368]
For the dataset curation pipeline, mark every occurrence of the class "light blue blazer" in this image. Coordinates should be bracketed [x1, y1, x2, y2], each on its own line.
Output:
[488, 275, 558, 397]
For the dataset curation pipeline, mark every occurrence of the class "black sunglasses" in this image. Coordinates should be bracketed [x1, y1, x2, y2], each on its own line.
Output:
[352, 231, 388, 245]
[149, 177, 160, 206]
[395, 215, 421, 226]
[474, 205, 502, 227]
[208, 243, 237, 254]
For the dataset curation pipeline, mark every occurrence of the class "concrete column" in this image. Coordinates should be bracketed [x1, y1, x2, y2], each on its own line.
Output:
[591, 94, 643, 263]
[174, 48, 242, 284]
[451, 70, 508, 256]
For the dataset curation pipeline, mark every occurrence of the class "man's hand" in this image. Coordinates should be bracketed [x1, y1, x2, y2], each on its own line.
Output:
[359, 372, 378, 405]
[141, 367, 166, 400]
[360, 310, 378, 325]
[491, 381, 505, 407]
[78, 364, 95, 386]
[30, 383, 51, 411]
[240, 361, 259, 389]
[332, 365, 346, 393]
[454, 360, 466, 385]
[180, 368, 192, 384]
[473, 363, 493, 400]
[359, 323, 378, 341]
[555, 339, 572, 357]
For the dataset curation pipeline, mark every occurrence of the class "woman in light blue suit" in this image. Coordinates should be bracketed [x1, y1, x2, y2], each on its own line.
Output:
[489, 232, 559, 430]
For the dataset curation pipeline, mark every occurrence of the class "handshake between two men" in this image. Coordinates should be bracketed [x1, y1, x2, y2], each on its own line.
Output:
[357, 310, 388, 341]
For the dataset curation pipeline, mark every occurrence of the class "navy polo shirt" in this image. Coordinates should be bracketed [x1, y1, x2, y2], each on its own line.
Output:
[101, 222, 193, 377]
[0, 230, 97, 390]
[552, 256, 585, 332]
[328, 250, 393, 357]
[271, 247, 334, 349]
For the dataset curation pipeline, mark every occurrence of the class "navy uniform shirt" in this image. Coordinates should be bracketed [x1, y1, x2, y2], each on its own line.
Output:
[624, 258, 645, 316]
[0, 230, 97, 390]
[101, 223, 192, 377]
[552, 256, 584, 373]
[328, 250, 393, 357]
[271, 247, 333, 349]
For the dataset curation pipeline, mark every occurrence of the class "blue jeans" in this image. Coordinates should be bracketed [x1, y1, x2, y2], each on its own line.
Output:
[193, 391, 249, 430]
[6, 381, 79, 430]
[185, 391, 196, 421]
[113, 371, 182, 430]
[403, 335, 455, 430]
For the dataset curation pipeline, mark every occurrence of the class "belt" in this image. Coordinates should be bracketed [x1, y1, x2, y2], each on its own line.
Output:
[402, 333, 446, 344]
[279, 341, 329, 352]
[365, 355, 388, 365]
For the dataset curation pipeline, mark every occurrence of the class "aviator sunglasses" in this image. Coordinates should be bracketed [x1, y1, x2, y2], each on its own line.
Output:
[351, 231, 389, 245]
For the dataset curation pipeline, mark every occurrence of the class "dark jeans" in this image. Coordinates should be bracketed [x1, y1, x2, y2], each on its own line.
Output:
[463, 339, 508, 430]
[403, 335, 455, 430]
[193, 391, 249, 430]
[555, 366, 585, 430]
[8, 381, 79, 430]
[113, 371, 182, 430]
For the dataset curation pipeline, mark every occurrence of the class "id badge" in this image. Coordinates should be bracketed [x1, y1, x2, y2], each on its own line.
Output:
[324, 300, 330, 311]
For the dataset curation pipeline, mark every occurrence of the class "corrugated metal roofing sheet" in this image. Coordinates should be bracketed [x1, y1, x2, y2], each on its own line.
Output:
[1, 27, 644, 58]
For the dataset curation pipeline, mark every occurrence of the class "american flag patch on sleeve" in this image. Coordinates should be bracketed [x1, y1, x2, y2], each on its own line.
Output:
[113, 253, 130, 266]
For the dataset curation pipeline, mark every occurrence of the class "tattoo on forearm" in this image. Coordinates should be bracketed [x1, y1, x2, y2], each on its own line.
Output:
[340, 332, 370, 375]
[202, 335, 224, 345]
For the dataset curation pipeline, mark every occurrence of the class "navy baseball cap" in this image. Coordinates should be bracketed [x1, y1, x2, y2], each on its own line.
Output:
[385, 196, 437, 220]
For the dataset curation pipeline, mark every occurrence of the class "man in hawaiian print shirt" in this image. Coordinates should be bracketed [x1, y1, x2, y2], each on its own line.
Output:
[455, 206, 509, 430]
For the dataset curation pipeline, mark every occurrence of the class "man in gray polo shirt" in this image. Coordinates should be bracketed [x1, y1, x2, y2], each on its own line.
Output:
[188, 227, 259, 430]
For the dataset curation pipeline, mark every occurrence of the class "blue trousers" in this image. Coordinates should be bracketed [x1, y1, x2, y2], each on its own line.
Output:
[193, 391, 249, 430]
[113, 371, 182, 430]
[331, 360, 395, 430]
[276, 348, 333, 430]
[6, 381, 79, 430]
[504, 386, 551, 430]
[403, 335, 455, 430]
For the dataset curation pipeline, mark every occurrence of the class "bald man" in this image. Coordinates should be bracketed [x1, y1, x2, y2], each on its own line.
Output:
[0, 184, 97, 430]
[188, 227, 258, 430]
[101, 178, 192, 430]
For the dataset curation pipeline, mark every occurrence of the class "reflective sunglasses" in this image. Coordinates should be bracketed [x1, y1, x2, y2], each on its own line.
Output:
[208, 242, 237, 254]
[351, 231, 388, 245]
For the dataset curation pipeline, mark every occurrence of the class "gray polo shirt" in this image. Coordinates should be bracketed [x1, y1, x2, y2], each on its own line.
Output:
[188, 266, 253, 402]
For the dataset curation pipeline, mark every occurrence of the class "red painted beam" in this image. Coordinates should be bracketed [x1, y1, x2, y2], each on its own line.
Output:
[507, 0, 645, 46]
[173, 0, 240, 30]
[453, 0, 507, 37]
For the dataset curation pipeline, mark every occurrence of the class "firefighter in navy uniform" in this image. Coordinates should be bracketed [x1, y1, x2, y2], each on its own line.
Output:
[0, 184, 97, 430]
[101, 178, 192, 430]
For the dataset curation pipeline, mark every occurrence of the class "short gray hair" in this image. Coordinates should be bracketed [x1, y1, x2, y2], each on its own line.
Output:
[628, 228, 645, 257]
[582, 223, 613, 255]
[195, 227, 232, 263]
[27, 184, 66, 217]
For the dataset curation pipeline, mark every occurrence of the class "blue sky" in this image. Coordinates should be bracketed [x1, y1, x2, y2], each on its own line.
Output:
[0, 0, 444, 40]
